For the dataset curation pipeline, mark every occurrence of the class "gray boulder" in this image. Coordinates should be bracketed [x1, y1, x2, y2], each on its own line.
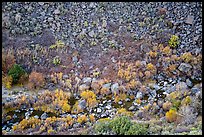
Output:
[82, 77, 92, 85]
[111, 83, 119, 95]
[78, 99, 87, 110]
[178, 63, 192, 73]
[40, 112, 48, 120]
[79, 84, 90, 92]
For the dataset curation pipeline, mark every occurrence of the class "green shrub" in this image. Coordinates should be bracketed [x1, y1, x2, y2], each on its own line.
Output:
[8, 64, 26, 84]
[125, 123, 148, 135]
[94, 121, 111, 135]
[53, 56, 61, 65]
[109, 116, 132, 135]
[168, 35, 179, 48]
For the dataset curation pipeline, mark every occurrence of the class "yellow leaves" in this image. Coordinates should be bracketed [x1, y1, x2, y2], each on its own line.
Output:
[54, 89, 70, 101]
[181, 96, 191, 106]
[16, 117, 41, 130]
[143, 104, 151, 111]
[93, 71, 100, 77]
[62, 103, 71, 113]
[162, 46, 172, 55]
[98, 118, 111, 123]
[77, 115, 88, 124]
[117, 108, 134, 117]
[158, 43, 164, 51]
[129, 95, 135, 100]
[66, 116, 74, 126]
[114, 93, 127, 103]
[12, 125, 17, 131]
[47, 127, 55, 134]
[66, 79, 72, 89]
[71, 101, 83, 114]
[166, 108, 177, 123]
[124, 70, 131, 81]
[114, 95, 120, 103]
[2, 75, 12, 89]
[6, 115, 12, 121]
[117, 68, 123, 78]
[146, 63, 156, 74]
[21, 95, 26, 102]
[168, 92, 178, 100]
[168, 64, 177, 72]
[171, 55, 180, 61]
[58, 72, 63, 81]
[49, 40, 65, 49]
[89, 114, 95, 122]
[127, 79, 137, 89]
[80, 90, 96, 100]
[148, 50, 157, 58]
[181, 52, 193, 63]
[138, 71, 144, 78]
[135, 99, 141, 104]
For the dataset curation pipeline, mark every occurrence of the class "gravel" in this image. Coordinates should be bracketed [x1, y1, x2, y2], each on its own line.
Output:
[2, 2, 201, 54]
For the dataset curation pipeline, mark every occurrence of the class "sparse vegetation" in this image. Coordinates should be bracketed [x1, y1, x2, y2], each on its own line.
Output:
[168, 35, 179, 48]
[2, 2, 202, 136]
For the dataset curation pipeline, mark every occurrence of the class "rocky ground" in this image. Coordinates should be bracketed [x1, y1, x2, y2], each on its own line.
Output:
[2, 2, 202, 135]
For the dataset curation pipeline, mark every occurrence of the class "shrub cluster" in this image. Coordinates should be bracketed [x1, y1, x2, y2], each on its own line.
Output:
[94, 116, 148, 135]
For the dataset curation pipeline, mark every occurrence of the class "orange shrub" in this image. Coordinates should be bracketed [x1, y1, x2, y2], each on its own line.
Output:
[168, 64, 177, 72]
[28, 71, 45, 89]
[89, 114, 95, 122]
[77, 115, 88, 124]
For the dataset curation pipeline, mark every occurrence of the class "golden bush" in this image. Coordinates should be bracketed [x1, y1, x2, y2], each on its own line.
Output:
[2, 75, 13, 89]
[149, 50, 157, 58]
[166, 108, 177, 123]
[117, 108, 134, 117]
[162, 46, 172, 55]
[77, 115, 88, 124]
[89, 114, 95, 122]
[181, 52, 193, 63]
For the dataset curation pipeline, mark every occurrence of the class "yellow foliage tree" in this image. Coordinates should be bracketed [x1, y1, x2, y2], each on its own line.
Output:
[2, 75, 13, 89]
[166, 108, 177, 123]
[77, 115, 88, 124]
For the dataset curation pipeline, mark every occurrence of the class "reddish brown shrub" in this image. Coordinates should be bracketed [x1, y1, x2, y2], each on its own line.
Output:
[2, 49, 16, 73]
[28, 71, 45, 90]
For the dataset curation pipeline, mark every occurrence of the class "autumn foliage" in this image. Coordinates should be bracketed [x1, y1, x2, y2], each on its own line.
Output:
[166, 108, 177, 123]
[28, 71, 45, 90]
[2, 49, 16, 73]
